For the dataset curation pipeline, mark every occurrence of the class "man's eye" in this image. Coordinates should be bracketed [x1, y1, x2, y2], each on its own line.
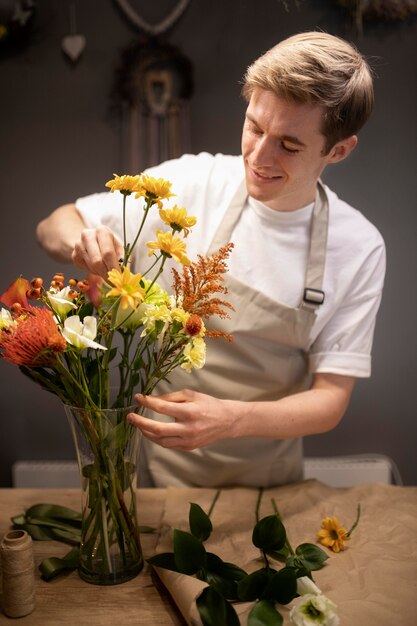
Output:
[282, 144, 300, 154]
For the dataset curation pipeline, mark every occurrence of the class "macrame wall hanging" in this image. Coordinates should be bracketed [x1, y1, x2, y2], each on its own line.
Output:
[112, 0, 193, 172]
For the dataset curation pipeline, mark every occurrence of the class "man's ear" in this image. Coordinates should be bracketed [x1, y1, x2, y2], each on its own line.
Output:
[326, 135, 358, 164]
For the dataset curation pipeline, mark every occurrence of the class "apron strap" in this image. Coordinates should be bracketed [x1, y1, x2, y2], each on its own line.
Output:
[300, 180, 329, 312]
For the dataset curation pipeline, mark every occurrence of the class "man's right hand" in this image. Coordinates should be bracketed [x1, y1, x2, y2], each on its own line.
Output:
[72, 226, 124, 279]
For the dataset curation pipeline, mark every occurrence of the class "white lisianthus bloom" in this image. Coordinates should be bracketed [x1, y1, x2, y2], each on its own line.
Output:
[47, 286, 77, 316]
[0, 308, 16, 330]
[181, 337, 206, 372]
[290, 593, 340, 626]
[296, 576, 322, 596]
[62, 316, 107, 351]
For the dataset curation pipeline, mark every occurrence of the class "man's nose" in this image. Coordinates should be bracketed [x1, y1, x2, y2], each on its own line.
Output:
[252, 137, 276, 166]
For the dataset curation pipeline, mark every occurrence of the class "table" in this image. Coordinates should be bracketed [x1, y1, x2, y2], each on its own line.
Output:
[1, 482, 417, 626]
[0, 489, 184, 625]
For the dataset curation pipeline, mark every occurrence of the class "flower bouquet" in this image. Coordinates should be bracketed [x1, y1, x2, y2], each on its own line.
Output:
[0, 173, 233, 584]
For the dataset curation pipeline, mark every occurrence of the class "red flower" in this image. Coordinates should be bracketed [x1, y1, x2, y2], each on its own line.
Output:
[0, 277, 31, 309]
[185, 314, 203, 336]
[0, 307, 66, 367]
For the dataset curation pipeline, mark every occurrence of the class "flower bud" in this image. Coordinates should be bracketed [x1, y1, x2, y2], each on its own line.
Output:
[10, 303, 23, 315]
[31, 277, 43, 288]
[185, 314, 203, 336]
[68, 289, 79, 299]
[52, 273, 65, 282]
[68, 278, 77, 287]
[26, 288, 42, 300]
[77, 280, 89, 292]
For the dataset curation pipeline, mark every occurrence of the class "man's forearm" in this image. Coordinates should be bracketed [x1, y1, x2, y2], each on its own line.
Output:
[232, 373, 355, 440]
[36, 204, 85, 263]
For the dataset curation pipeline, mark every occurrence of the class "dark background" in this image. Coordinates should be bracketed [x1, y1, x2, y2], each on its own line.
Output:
[1, 0, 416, 486]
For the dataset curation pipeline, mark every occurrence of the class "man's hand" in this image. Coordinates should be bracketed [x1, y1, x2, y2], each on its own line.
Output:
[128, 389, 240, 450]
[72, 226, 124, 279]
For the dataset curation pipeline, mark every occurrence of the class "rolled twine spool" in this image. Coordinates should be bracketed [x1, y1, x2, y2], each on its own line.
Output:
[0, 530, 36, 618]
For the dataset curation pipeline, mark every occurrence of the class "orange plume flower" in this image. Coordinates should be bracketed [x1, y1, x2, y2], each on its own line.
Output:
[0, 307, 66, 367]
[172, 243, 234, 341]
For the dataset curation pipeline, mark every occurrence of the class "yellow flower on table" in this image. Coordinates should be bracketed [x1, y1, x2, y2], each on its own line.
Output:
[317, 516, 350, 553]
[159, 205, 197, 237]
[105, 174, 142, 195]
[106, 267, 146, 310]
[136, 174, 175, 208]
[147, 231, 190, 266]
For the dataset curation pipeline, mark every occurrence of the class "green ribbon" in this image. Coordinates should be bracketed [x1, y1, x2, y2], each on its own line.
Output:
[12, 502, 154, 580]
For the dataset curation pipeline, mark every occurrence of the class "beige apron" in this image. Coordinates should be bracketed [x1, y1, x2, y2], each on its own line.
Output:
[140, 180, 329, 488]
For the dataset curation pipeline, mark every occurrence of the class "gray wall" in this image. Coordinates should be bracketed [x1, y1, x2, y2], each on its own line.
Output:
[1, 0, 416, 486]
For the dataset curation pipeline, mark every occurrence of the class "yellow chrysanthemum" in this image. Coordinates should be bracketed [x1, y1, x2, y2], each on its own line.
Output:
[159, 205, 197, 237]
[181, 337, 206, 372]
[146, 231, 190, 266]
[136, 174, 175, 208]
[317, 516, 350, 553]
[106, 267, 145, 310]
[105, 174, 142, 195]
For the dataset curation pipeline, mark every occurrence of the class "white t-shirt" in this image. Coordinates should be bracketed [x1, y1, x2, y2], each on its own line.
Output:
[76, 152, 386, 378]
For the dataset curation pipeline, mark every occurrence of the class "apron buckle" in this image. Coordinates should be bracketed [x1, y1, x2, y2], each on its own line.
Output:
[303, 288, 325, 305]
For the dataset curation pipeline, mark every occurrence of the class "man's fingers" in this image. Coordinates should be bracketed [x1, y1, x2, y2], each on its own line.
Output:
[72, 227, 123, 279]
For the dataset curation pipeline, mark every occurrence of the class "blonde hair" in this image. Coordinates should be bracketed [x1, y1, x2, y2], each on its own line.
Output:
[242, 31, 374, 153]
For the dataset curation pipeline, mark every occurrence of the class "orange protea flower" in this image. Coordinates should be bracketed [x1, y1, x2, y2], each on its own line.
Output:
[136, 174, 175, 208]
[105, 173, 142, 196]
[0, 276, 31, 309]
[159, 205, 197, 237]
[0, 307, 66, 367]
[147, 231, 190, 266]
[317, 517, 350, 553]
[172, 243, 235, 341]
[106, 267, 145, 310]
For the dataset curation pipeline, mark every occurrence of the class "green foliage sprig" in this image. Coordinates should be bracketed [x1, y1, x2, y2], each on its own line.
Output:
[148, 491, 329, 626]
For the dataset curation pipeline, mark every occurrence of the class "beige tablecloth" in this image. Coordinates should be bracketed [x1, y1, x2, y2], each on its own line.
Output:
[152, 480, 417, 626]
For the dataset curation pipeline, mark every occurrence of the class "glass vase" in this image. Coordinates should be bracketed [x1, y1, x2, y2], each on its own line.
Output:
[64, 404, 144, 585]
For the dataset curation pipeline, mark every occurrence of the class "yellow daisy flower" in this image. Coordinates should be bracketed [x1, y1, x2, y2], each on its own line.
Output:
[146, 231, 190, 266]
[136, 174, 175, 208]
[106, 267, 146, 310]
[105, 174, 141, 196]
[317, 516, 350, 553]
[159, 205, 197, 237]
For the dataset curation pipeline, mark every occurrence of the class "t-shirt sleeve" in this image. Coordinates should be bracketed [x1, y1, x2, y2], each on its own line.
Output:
[308, 232, 386, 378]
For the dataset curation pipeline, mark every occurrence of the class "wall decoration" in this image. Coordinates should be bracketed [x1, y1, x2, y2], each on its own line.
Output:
[337, 0, 417, 33]
[61, 2, 85, 64]
[112, 0, 193, 171]
[0, 0, 36, 58]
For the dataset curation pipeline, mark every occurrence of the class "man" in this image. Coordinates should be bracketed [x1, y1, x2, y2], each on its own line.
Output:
[36, 32, 385, 488]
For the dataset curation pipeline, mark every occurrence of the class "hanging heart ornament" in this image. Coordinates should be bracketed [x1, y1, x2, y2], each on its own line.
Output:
[62, 34, 86, 62]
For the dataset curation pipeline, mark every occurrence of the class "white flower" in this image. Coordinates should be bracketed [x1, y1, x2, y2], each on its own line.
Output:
[62, 316, 107, 351]
[290, 593, 339, 626]
[180, 337, 206, 373]
[296, 576, 322, 596]
[0, 308, 16, 330]
[47, 286, 77, 316]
